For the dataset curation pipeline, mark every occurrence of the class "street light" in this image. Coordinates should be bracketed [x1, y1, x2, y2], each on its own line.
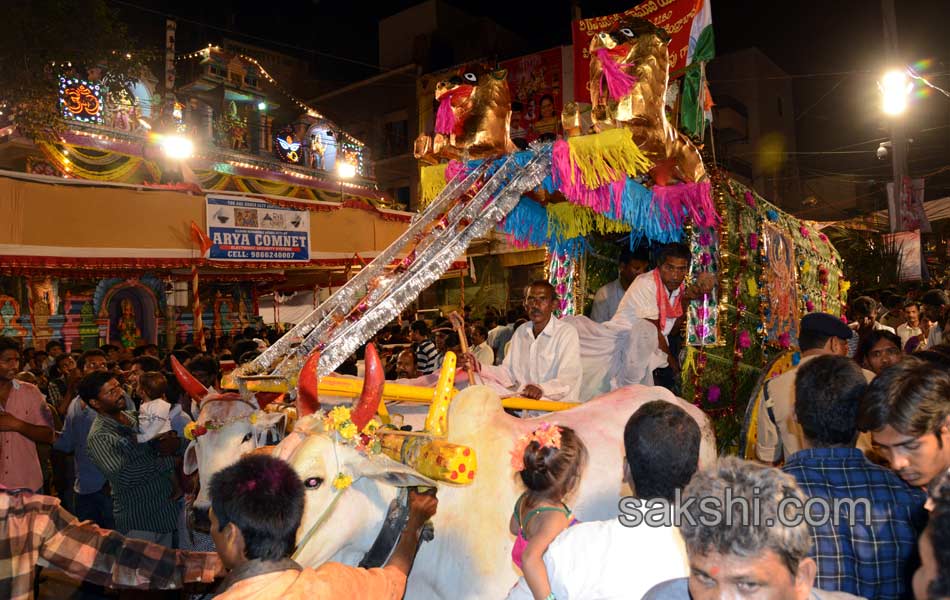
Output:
[880, 69, 912, 116]
[337, 160, 356, 202]
[160, 134, 194, 159]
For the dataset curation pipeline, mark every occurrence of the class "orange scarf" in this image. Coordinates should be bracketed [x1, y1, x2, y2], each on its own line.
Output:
[654, 268, 684, 326]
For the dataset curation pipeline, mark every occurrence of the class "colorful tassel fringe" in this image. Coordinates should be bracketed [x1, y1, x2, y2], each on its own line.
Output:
[595, 48, 638, 101]
[420, 163, 449, 208]
[561, 128, 653, 188]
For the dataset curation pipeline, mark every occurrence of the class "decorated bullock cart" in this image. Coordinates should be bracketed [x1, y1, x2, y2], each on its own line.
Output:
[177, 15, 846, 599]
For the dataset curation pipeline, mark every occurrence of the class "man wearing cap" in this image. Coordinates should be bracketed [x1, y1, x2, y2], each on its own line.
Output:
[755, 313, 875, 464]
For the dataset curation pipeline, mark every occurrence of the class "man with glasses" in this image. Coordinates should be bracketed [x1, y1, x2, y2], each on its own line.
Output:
[82, 371, 183, 546]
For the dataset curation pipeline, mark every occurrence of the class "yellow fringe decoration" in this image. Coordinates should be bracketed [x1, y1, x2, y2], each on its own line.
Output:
[547, 202, 630, 241]
[681, 346, 698, 375]
[420, 163, 449, 208]
[566, 128, 653, 188]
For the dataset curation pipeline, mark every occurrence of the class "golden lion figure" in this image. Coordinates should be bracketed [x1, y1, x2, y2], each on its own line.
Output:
[577, 18, 706, 184]
[414, 66, 516, 163]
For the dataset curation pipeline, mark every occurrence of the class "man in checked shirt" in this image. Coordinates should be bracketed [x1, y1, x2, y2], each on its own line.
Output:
[0, 485, 223, 600]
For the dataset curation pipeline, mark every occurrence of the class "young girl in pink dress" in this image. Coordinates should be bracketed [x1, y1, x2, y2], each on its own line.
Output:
[509, 423, 588, 600]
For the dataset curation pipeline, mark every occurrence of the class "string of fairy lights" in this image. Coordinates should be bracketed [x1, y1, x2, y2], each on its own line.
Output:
[176, 45, 364, 148]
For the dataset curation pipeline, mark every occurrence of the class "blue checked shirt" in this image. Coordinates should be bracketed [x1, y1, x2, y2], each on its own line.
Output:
[783, 447, 927, 600]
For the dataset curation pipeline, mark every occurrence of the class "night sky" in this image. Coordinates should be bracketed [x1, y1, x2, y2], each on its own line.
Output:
[112, 0, 949, 205]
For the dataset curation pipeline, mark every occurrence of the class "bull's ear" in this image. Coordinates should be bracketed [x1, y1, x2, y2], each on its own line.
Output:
[183, 441, 198, 475]
[358, 455, 438, 488]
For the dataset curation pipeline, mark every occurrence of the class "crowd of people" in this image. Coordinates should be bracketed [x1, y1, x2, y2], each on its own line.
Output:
[3, 248, 950, 599]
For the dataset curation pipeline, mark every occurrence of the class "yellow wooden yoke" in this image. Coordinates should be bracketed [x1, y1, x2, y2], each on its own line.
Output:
[224, 352, 578, 485]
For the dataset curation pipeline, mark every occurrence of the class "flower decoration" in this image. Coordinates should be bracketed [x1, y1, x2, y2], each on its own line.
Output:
[799, 226, 810, 238]
[737, 330, 752, 350]
[778, 332, 791, 349]
[806, 300, 815, 312]
[328, 406, 351, 427]
[818, 232, 828, 242]
[332, 472, 353, 490]
[792, 352, 802, 366]
[249, 413, 258, 425]
[339, 422, 358, 440]
[766, 209, 779, 222]
[510, 423, 562, 472]
[699, 232, 712, 246]
[748, 232, 759, 250]
[840, 280, 851, 295]
[184, 421, 198, 441]
[700, 252, 712, 266]
[320, 406, 383, 457]
[744, 191, 755, 207]
[706, 385, 721, 404]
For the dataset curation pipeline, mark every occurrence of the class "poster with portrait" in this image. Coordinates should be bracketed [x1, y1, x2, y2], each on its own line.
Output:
[762, 224, 800, 346]
[499, 47, 564, 146]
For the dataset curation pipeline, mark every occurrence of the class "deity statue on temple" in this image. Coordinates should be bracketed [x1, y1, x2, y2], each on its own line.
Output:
[117, 298, 141, 348]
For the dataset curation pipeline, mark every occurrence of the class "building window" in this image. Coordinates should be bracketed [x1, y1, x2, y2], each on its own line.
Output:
[244, 75, 258, 88]
[382, 119, 408, 158]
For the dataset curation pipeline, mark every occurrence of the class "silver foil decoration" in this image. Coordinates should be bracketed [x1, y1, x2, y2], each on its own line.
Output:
[236, 144, 553, 388]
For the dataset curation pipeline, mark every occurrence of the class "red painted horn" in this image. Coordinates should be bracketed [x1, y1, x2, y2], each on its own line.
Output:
[350, 343, 383, 431]
[296, 351, 321, 417]
[171, 355, 209, 402]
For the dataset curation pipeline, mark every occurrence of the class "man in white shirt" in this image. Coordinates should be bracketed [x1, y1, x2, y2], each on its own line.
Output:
[469, 323, 495, 366]
[897, 300, 924, 350]
[462, 281, 582, 403]
[616, 243, 715, 391]
[506, 400, 699, 600]
[590, 247, 650, 323]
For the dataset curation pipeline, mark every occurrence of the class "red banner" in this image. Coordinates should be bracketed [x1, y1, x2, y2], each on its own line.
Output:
[500, 47, 564, 142]
[572, 0, 703, 103]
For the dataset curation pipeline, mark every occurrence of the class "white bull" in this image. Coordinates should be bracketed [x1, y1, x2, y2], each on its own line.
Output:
[274, 382, 716, 599]
[170, 357, 288, 511]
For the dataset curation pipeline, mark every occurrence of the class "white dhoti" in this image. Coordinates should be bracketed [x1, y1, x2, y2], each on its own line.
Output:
[561, 315, 664, 402]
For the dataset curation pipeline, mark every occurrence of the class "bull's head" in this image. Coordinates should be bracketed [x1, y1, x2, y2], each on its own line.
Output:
[275, 343, 438, 566]
[171, 356, 288, 521]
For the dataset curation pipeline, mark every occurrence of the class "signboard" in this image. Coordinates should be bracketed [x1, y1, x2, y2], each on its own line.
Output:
[884, 230, 922, 282]
[571, 0, 710, 103]
[500, 47, 564, 143]
[887, 177, 930, 234]
[59, 77, 103, 124]
[206, 196, 310, 262]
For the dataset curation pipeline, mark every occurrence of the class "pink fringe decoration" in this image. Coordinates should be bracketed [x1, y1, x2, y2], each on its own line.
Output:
[444, 160, 466, 182]
[434, 86, 474, 135]
[435, 95, 457, 135]
[552, 139, 625, 217]
[595, 48, 637, 100]
[652, 181, 719, 230]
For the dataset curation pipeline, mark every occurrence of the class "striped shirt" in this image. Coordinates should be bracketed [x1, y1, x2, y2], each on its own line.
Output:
[86, 411, 179, 534]
[414, 339, 441, 375]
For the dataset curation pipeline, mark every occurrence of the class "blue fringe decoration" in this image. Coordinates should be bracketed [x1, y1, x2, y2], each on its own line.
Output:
[501, 198, 549, 248]
[617, 179, 683, 244]
[551, 236, 589, 258]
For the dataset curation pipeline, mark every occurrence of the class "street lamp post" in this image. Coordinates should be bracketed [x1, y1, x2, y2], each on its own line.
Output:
[337, 160, 356, 202]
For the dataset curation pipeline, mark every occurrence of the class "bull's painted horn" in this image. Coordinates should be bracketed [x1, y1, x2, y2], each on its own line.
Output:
[171, 355, 209, 402]
[425, 351, 455, 436]
[350, 343, 383, 431]
[296, 351, 321, 417]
